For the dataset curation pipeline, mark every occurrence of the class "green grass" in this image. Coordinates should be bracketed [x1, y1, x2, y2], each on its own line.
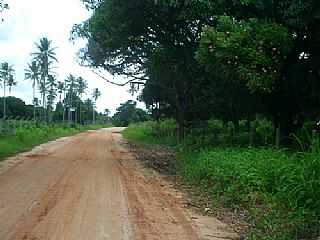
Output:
[123, 122, 320, 240]
[0, 124, 110, 160]
[123, 121, 177, 146]
[180, 148, 320, 239]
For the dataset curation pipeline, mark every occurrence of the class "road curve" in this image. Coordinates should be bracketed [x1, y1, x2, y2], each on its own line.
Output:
[0, 128, 238, 240]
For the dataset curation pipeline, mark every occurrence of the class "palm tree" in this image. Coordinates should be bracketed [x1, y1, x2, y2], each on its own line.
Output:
[32, 37, 58, 122]
[25, 61, 40, 121]
[0, 62, 15, 120]
[57, 81, 65, 122]
[104, 108, 111, 117]
[7, 74, 17, 94]
[47, 75, 57, 122]
[92, 88, 101, 124]
[57, 81, 64, 103]
[76, 77, 87, 124]
[65, 74, 78, 124]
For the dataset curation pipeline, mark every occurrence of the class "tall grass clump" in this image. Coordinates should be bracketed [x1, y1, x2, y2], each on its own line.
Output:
[179, 147, 320, 239]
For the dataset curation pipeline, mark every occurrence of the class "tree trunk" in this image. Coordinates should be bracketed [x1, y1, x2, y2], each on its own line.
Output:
[93, 108, 95, 124]
[3, 79, 6, 120]
[42, 93, 46, 123]
[69, 94, 73, 125]
[33, 86, 36, 121]
[233, 118, 240, 135]
[176, 96, 185, 144]
[79, 103, 81, 124]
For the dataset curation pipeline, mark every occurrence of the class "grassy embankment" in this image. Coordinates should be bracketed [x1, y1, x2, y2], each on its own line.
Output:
[123, 121, 320, 240]
[0, 123, 109, 160]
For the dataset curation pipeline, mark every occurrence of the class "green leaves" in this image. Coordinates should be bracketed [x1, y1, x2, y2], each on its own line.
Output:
[196, 16, 293, 93]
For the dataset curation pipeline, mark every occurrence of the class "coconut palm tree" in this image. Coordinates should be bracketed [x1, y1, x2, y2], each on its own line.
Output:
[65, 74, 78, 124]
[57, 81, 65, 122]
[92, 88, 101, 124]
[76, 76, 87, 124]
[25, 61, 40, 121]
[7, 74, 17, 94]
[0, 62, 15, 120]
[57, 81, 64, 103]
[47, 75, 57, 122]
[32, 37, 58, 122]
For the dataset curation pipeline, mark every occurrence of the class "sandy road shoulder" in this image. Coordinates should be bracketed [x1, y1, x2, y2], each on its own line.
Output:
[110, 130, 239, 240]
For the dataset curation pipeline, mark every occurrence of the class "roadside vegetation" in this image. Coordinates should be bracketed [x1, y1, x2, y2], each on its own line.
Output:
[0, 120, 108, 160]
[123, 120, 320, 240]
[0, 5, 112, 160]
[1, 0, 319, 238]
[75, 1, 320, 238]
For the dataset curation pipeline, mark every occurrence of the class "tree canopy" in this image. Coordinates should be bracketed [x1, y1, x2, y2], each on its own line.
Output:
[112, 100, 150, 127]
[73, 0, 320, 143]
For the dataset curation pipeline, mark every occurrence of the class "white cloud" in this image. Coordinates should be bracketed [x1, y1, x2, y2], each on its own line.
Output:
[0, 0, 144, 114]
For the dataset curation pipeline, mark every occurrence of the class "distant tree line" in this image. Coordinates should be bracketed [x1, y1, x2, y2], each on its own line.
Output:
[0, 37, 106, 124]
[112, 100, 150, 127]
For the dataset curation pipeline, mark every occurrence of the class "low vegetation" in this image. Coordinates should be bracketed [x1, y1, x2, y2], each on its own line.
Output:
[0, 121, 108, 160]
[123, 120, 320, 240]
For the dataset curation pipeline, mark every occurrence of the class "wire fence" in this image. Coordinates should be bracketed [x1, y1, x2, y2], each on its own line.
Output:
[0, 117, 37, 135]
[0, 117, 109, 137]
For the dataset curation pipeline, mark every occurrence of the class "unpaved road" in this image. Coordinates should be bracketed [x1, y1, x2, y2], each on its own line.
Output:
[0, 128, 238, 240]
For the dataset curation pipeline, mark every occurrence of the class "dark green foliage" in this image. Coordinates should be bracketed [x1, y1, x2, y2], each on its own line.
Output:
[0, 97, 34, 119]
[196, 16, 293, 93]
[112, 100, 150, 127]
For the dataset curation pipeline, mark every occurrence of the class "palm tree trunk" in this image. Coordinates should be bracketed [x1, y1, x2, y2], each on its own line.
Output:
[79, 96, 82, 125]
[93, 106, 95, 124]
[33, 85, 36, 121]
[62, 90, 65, 123]
[3, 79, 6, 120]
[78, 101, 80, 124]
[42, 93, 46, 122]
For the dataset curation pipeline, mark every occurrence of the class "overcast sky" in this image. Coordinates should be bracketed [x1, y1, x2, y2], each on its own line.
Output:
[0, 0, 144, 114]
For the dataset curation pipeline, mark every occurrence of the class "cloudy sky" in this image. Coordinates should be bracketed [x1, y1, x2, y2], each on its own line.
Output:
[0, 0, 144, 114]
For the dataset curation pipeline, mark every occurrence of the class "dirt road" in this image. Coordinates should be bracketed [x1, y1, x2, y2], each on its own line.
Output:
[0, 128, 238, 240]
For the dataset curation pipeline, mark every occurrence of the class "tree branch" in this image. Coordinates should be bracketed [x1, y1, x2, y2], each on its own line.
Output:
[92, 69, 146, 86]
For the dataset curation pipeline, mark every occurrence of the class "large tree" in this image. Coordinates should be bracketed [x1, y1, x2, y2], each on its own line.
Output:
[195, 0, 320, 143]
[73, 0, 320, 143]
[73, 0, 214, 141]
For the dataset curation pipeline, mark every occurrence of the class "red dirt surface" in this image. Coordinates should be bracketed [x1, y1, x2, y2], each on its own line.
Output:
[0, 128, 238, 240]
